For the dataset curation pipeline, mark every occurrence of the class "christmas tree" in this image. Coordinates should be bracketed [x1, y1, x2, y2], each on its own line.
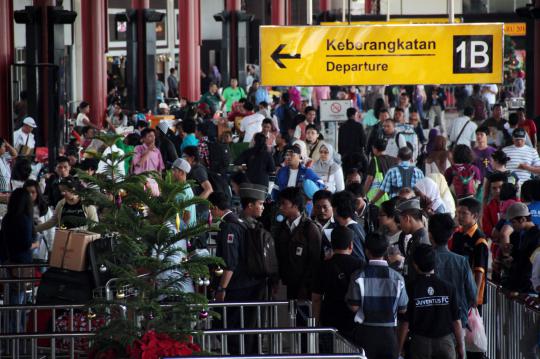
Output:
[503, 35, 520, 85]
[78, 134, 223, 358]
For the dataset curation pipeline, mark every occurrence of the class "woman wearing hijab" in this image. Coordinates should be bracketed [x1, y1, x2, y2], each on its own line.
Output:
[312, 143, 345, 193]
[428, 173, 456, 218]
[414, 177, 448, 215]
[425, 135, 451, 175]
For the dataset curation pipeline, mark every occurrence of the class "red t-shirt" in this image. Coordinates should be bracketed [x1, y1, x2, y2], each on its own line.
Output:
[519, 119, 537, 141]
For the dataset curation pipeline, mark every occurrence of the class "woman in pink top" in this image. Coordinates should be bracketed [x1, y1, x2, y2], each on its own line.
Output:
[132, 128, 165, 174]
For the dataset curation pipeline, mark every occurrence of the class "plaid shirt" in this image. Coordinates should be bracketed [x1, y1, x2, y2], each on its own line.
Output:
[198, 137, 210, 168]
[379, 161, 424, 197]
[346, 260, 408, 327]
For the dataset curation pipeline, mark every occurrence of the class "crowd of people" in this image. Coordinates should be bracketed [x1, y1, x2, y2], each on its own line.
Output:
[1, 76, 538, 359]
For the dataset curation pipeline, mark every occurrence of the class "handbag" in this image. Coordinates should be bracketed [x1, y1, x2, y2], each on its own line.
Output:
[366, 157, 389, 206]
[465, 307, 488, 352]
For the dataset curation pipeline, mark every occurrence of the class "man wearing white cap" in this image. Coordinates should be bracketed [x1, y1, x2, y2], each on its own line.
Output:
[171, 158, 196, 227]
[13, 117, 37, 155]
[158, 102, 170, 115]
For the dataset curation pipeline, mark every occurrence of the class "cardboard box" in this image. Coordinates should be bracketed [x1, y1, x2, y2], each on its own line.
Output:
[50, 230, 101, 271]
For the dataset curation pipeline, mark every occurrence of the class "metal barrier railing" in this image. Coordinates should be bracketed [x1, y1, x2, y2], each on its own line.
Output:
[0, 327, 365, 359]
[0, 304, 94, 359]
[174, 356, 366, 359]
[0, 300, 316, 358]
[192, 327, 364, 357]
[484, 281, 540, 359]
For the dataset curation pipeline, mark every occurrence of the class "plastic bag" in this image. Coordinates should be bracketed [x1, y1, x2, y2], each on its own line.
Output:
[465, 307, 488, 352]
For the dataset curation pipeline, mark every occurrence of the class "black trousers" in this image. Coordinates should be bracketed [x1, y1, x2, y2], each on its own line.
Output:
[217, 282, 265, 355]
[352, 324, 398, 359]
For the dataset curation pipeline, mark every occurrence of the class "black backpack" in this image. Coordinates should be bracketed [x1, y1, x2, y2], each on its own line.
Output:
[241, 220, 279, 278]
[208, 142, 231, 175]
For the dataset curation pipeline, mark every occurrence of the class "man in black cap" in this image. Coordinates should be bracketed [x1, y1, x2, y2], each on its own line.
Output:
[395, 197, 430, 285]
[239, 183, 278, 297]
[208, 191, 263, 354]
[398, 244, 464, 359]
[312, 226, 364, 342]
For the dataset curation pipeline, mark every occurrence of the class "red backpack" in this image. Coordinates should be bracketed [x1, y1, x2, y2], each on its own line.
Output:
[450, 164, 477, 198]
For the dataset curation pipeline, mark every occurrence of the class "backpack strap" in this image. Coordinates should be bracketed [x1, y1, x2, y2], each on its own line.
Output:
[452, 120, 472, 146]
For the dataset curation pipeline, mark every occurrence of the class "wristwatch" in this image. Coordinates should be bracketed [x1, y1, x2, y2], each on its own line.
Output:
[216, 285, 227, 292]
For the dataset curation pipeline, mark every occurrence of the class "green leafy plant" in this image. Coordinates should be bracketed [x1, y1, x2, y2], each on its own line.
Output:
[79, 134, 223, 357]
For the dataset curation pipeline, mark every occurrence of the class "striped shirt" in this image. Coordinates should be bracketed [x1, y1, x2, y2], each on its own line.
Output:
[502, 144, 540, 185]
[346, 260, 408, 327]
[0, 154, 11, 192]
[379, 162, 424, 197]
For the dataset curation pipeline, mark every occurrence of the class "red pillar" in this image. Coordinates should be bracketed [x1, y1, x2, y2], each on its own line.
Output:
[178, 0, 201, 102]
[0, 0, 14, 140]
[320, 0, 331, 12]
[81, 0, 107, 127]
[271, 0, 286, 25]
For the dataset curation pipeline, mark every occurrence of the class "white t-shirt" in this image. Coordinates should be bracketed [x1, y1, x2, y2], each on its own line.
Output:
[482, 84, 498, 105]
[287, 169, 299, 187]
[503, 144, 540, 184]
[76, 113, 90, 127]
[240, 113, 264, 143]
[448, 115, 477, 147]
[13, 128, 35, 150]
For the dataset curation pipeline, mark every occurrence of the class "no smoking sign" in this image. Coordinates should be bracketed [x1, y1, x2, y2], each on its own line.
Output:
[330, 102, 342, 113]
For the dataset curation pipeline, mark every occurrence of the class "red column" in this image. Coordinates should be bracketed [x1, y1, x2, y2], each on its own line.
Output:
[0, 0, 14, 140]
[320, 0, 331, 12]
[271, 0, 286, 25]
[178, 0, 201, 101]
[81, 0, 107, 127]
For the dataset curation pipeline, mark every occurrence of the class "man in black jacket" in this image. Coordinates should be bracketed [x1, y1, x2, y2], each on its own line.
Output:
[156, 121, 179, 169]
[338, 108, 367, 158]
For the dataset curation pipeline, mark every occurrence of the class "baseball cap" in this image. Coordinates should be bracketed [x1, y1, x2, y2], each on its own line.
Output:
[157, 121, 170, 134]
[158, 102, 169, 110]
[23, 117, 37, 128]
[506, 202, 530, 220]
[512, 128, 526, 139]
[395, 197, 422, 214]
[171, 158, 191, 174]
[284, 144, 301, 155]
[239, 183, 268, 201]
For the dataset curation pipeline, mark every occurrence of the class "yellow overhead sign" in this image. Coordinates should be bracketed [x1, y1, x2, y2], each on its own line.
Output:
[321, 18, 463, 25]
[260, 24, 503, 86]
[504, 22, 526, 36]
